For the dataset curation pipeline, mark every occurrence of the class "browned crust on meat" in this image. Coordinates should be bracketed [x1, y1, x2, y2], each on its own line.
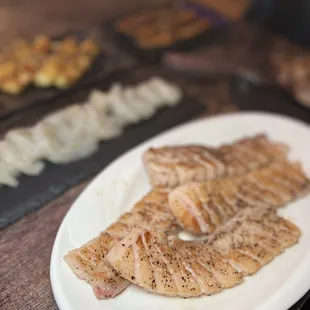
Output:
[143, 134, 289, 188]
[64, 188, 178, 299]
[107, 207, 300, 298]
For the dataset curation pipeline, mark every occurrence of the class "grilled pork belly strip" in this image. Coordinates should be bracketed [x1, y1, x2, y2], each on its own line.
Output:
[169, 160, 310, 235]
[64, 189, 179, 299]
[143, 134, 289, 188]
[107, 207, 300, 298]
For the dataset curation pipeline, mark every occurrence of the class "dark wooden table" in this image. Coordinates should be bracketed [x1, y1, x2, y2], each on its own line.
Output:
[0, 1, 309, 309]
[1, 75, 309, 310]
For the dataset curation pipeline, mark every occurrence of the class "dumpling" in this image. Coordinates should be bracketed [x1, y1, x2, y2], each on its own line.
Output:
[0, 161, 19, 187]
[83, 103, 123, 140]
[106, 84, 141, 124]
[5, 128, 43, 162]
[0, 141, 44, 177]
[123, 87, 156, 120]
[0, 77, 183, 186]
[88, 89, 109, 109]
[34, 105, 98, 164]
[148, 77, 182, 106]
[135, 81, 163, 107]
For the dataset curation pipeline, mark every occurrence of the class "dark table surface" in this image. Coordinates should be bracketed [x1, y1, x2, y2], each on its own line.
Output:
[0, 1, 309, 309]
[0, 67, 237, 309]
[1, 66, 309, 310]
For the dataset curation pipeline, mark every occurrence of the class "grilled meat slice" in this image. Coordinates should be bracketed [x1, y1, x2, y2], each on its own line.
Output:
[107, 207, 300, 298]
[143, 134, 289, 188]
[169, 160, 309, 234]
[64, 188, 179, 299]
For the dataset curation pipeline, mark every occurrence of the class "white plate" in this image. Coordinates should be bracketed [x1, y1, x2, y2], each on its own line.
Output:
[51, 112, 310, 310]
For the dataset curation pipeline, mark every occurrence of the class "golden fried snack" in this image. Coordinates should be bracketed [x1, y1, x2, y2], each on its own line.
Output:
[34, 55, 61, 87]
[33, 34, 51, 53]
[35, 37, 99, 89]
[54, 36, 79, 55]
[0, 35, 52, 94]
[0, 78, 25, 95]
[0, 34, 100, 94]
[0, 61, 16, 80]
[80, 38, 100, 56]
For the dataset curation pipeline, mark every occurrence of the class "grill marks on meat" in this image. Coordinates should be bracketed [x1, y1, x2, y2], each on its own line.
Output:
[64, 189, 179, 299]
[143, 134, 289, 188]
[169, 161, 310, 235]
[107, 207, 300, 298]
[64, 134, 307, 300]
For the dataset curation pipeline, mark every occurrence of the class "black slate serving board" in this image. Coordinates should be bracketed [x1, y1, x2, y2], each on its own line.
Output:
[0, 96, 204, 229]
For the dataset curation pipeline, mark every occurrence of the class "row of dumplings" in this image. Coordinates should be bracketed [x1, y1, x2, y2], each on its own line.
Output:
[0, 77, 182, 187]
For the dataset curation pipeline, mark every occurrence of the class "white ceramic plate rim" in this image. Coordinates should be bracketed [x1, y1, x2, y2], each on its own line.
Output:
[51, 111, 310, 310]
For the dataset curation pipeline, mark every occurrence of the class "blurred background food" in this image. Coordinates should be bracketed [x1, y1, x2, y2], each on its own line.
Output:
[0, 1, 168, 45]
[0, 35, 100, 94]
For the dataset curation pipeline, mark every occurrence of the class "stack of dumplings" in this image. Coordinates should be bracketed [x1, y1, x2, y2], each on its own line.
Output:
[0, 77, 182, 186]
